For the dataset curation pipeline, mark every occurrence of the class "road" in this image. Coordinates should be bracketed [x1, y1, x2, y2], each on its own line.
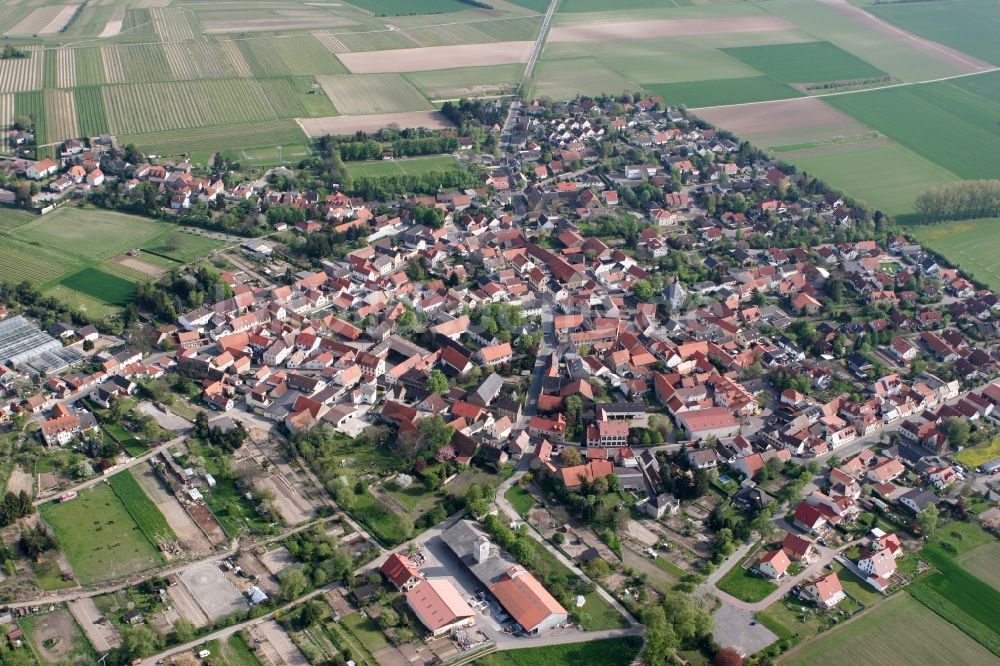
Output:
[32, 436, 180, 506]
[519, 0, 559, 90]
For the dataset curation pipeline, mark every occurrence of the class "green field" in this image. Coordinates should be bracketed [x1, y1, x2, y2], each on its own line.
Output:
[12, 208, 173, 261]
[475, 636, 643, 666]
[40, 484, 163, 586]
[318, 74, 433, 115]
[909, 219, 1000, 290]
[404, 64, 524, 99]
[345, 0, 473, 14]
[823, 72, 1000, 181]
[716, 559, 778, 603]
[204, 633, 263, 666]
[532, 57, 637, 100]
[120, 119, 308, 167]
[58, 267, 134, 306]
[783, 593, 996, 666]
[348, 155, 458, 177]
[722, 41, 886, 84]
[788, 141, 959, 216]
[110, 470, 176, 545]
[867, 0, 1000, 67]
[957, 541, 1000, 592]
[645, 76, 802, 108]
[505, 485, 535, 518]
[915, 540, 1000, 634]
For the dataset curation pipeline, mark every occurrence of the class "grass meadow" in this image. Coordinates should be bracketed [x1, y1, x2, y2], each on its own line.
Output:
[909, 218, 1000, 291]
[784, 594, 996, 666]
[110, 470, 176, 545]
[787, 141, 959, 216]
[348, 155, 458, 177]
[957, 541, 1000, 592]
[39, 484, 163, 586]
[476, 637, 643, 666]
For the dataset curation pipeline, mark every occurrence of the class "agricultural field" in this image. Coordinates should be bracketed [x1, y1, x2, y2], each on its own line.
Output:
[317, 74, 432, 115]
[20, 609, 98, 666]
[0, 241, 70, 286]
[645, 76, 802, 108]
[783, 594, 996, 666]
[909, 219, 1000, 291]
[121, 119, 309, 167]
[348, 155, 458, 178]
[531, 57, 637, 100]
[787, 141, 959, 217]
[39, 483, 163, 586]
[404, 64, 523, 99]
[957, 541, 1000, 592]
[341, 0, 473, 14]
[236, 37, 349, 78]
[44, 89, 79, 145]
[59, 268, 136, 306]
[721, 41, 886, 84]
[109, 471, 176, 545]
[866, 0, 1000, 67]
[11, 208, 174, 262]
[823, 72, 1000, 181]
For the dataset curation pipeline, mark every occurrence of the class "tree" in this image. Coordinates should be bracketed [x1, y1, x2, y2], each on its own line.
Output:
[170, 618, 195, 644]
[917, 504, 940, 536]
[633, 279, 654, 302]
[376, 607, 400, 629]
[122, 626, 161, 659]
[939, 417, 970, 448]
[584, 557, 611, 580]
[281, 569, 309, 601]
[641, 606, 677, 666]
[299, 600, 324, 627]
[559, 447, 582, 467]
[427, 369, 448, 394]
[713, 647, 744, 666]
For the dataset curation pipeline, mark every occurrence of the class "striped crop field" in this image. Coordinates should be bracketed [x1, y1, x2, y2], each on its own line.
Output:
[0, 47, 43, 92]
[75, 86, 109, 137]
[151, 7, 194, 42]
[163, 41, 226, 80]
[43, 90, 78, 145]
[217, 38, 252, 77]
[119, 118, 307, 160]
[56, 47, 76, 88]
[74, 47, 105, 86]
[237, 36, 348, 77]
[0, 94, 13, 152]
[14, 90, 46, 145]
[42, 48, 57, 89]
[101, 44, 171, 84]
[0, 244, 71, 286]
[102, 78, 305, 135]
[121, 7, 156, 38]
[312, 31, 349, 54]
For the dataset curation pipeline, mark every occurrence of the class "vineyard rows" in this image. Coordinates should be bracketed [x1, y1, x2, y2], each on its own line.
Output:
[163, 41, 226, 80]
[0, 47, 43, 92]
[44, 89, 78, 145]
[42, 48, 57, 89]
[74, 86, 109, 137]
[102, 78, 305, 135]
[119, 119, 306, 156]
[218, 38, 252, 77]
[0, 94, 12, 152]
[312, 31, 349, 54]
[14, 90, 46, 145]
[75, 47, 105, 86]
[151, 7, 194, 42]
[56, 47, 76, 88]
[101, 43, 170, 84]
[0, 245, 69, 286]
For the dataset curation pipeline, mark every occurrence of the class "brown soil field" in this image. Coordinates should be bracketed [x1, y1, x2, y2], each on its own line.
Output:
[818, 0, 992, 73]
[693, 96, 872, 148]
[6, 5, 79, 36]
[98, 19, 122, 38]
[338, 41, 534, 73]
[298, 111, 454, 137]
[5, 465, 32, 495]
[549, 16, 794, 43]
[114, 254, 166, 277]
[23, 609, 80, 663]
[187, 502, 227, 544]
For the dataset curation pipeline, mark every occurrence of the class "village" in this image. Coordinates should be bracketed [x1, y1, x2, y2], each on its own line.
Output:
[0, 93, 998, 666]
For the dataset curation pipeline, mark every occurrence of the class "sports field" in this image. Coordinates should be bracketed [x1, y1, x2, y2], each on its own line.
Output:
[908, 218, 1000, 290]
[39, 483, 163, 586]
[783, 593, 996, 666]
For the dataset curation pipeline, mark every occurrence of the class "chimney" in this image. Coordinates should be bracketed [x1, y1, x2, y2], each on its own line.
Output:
[474, 536, 490, 563]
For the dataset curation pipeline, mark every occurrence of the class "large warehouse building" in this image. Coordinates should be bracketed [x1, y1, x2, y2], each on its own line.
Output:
[0, 316, 82, 374]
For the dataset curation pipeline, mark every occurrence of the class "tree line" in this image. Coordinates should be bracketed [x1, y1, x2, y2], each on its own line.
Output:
[915, 180, 1000, 223]
[350, 169, 480, 200]
[333, 136, 460, 161]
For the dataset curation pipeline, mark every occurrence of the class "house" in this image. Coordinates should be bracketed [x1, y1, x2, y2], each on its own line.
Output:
[406, 579, 476, 637]
[676, 407, 740, 441]
[782, 532, 817, 562]
[756, 549, 791, 579]
[858, 548, 896, 580]
[123, 609, 144, 625]
[687, 449, 718, 469]
[640, 493, 680, 519]
[27, 158, 58, 180]
[801, 572, 845, 608]
[899, 488, 937, 514]
[792, 502, 828, 534]
[380, 552, 422, 591]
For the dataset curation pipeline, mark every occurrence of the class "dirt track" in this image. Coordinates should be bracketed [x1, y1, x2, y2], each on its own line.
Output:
[817, 0, 992, 73]
[549, 16, 794, 42]
[297, 111, 454, 137]
[338, 41, 534, 73]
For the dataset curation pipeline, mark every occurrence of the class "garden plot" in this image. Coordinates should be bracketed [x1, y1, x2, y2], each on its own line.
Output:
[339, 41, 533, 73]
[55, 47, 75, 87]
[151, 6, 193, 41]
[298, 110, 452, 137]
[132, 466, 213, 555]
[6, 4, 79, 36]
[179, 562, 248, 620]
[0, 47, 43, 92]
[317, 73, 432, 114]
[255, 473, 315, 526]
[20, 608, 96, 665]
[549, 16, 794, 42]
